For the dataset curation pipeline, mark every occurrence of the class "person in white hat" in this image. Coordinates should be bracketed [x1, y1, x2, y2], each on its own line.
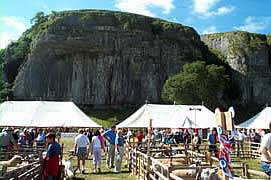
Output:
[18, 132, 26, 148]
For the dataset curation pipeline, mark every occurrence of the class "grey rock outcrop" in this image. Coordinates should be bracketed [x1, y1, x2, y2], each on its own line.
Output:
[201, 32, 271, 104]
[13, 10, 203, 105]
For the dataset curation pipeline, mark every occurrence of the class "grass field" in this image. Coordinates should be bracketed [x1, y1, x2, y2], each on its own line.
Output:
[60, 139, 136, 180]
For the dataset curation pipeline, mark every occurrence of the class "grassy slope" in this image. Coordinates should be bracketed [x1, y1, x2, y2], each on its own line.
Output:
[86, 108, 136, 128]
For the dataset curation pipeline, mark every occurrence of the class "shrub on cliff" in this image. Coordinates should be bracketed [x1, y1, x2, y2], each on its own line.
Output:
[162, 61, 229, 108]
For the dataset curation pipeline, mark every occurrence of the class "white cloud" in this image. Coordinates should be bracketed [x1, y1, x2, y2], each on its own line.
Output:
[193, 0, 234, 17]
[215, 6, 235, 16]
[202, 26, 217, 34]
[2, 16, 27, 33]
[115, 0, 175, 17]
[0, 16, 28, 49]
[233, 16, 271, 33]
[0, 32, 18, 49]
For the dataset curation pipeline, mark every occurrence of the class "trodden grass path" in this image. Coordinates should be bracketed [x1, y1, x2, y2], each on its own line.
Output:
[60, 139, 136, 180]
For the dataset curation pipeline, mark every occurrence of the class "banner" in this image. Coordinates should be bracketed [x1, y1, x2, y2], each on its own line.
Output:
[61, 133, 78, 139]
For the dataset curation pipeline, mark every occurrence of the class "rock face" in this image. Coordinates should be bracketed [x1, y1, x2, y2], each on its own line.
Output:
[13, 10, 203, 105]
[201, 32, 271, 104]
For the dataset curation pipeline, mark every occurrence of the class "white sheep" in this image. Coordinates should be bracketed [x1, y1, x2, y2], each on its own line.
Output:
[0, 155, 23, 168]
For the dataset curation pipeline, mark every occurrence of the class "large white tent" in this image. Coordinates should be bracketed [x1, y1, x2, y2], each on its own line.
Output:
[238, 107, 271, 129]
[117, 104, 215, 128]
[0, 101, 101, 128]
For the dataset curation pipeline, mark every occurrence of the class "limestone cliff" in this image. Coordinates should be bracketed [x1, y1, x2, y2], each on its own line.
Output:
[201, 31, 271, 104]
[12, 10, 203, 105]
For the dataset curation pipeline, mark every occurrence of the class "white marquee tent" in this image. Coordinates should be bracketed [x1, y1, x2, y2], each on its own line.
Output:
[0, 101, 102, 128]
[117, 104, 216, 128]
[238, 107, 271, 129]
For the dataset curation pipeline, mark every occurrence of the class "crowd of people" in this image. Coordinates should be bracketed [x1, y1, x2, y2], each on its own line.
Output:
[1, 125, 271, 178]
[0, 127, 56, 150]
[73, 125, 125, 174]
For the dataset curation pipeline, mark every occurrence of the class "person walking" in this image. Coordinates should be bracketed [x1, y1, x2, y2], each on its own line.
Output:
[91, 130, 104, 173]
[104, 125, 117, 169]
[207, 128, 218, 159]
[183, 129, 191, 150]
[260, 122, 271, 176]
[74, 129, 90, 174]
[115, 130, 125, 173]
[192, 132, 201, 153]
[43, 132, 61, 180]
[237, 129, 246, 157]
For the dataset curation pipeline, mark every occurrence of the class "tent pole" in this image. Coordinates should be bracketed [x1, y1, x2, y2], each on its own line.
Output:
[146, 118, 152, 180]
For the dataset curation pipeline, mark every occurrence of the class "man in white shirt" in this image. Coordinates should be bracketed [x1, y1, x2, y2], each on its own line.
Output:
[260, 123, 271, 176]
[236, 129, 246, 157]
[74, 129, 90, 174]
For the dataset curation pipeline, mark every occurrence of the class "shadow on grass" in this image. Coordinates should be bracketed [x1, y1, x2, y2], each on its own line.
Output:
[84, 170, 130, 175]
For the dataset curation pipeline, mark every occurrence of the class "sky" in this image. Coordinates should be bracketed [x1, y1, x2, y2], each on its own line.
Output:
[1, 0, 271, 49]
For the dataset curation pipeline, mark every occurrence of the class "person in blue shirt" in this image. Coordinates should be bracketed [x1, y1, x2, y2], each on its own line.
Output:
[103, 125, 116, 169]
[44, 133, 61, 180]
[114, 130, 125, 173]
[162, 134, 175, 145]
[18, 133, 26, 149]
[207, 128, 218, 158]
[36, 129, 46, 148]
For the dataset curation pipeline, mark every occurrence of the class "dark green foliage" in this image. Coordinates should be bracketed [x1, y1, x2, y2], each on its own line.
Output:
[0, 81, 13, 102]
[31, 12, 48, 25]
[267, 34, 271, 46]
[162, 61, 229, 108]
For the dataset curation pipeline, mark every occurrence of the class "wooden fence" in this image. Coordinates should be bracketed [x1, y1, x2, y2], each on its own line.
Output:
[0, 143, 65, 180]
[125, 140, 261, 159]
[1, 161, 42, 180]
[125, 141, 266, 180]
[0, 152, 43, 180]
[1, 147, 45, 161]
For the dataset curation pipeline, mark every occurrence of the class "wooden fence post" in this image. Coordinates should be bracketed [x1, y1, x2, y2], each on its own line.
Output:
[2, 165, 7, 177]
[135, 150, 138, 175]
[167, 165, 172, 180]
[249, 141, 252, 157]
[245, 163, 249, 178]
[146, 119, 152, 180]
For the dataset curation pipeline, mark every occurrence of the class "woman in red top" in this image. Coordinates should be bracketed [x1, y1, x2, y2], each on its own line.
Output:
[136, 131, 143, 148]
[44, 133, 61, 180]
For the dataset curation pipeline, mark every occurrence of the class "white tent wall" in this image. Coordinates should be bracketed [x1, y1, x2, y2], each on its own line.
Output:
[238, 107, 271, 129]
[0, 101, 102, 128]
[117, 104, 216, 128]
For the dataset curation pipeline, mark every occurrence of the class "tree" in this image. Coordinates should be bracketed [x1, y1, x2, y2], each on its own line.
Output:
[31, 12, 48, 25]
[162, 61, 229, 107]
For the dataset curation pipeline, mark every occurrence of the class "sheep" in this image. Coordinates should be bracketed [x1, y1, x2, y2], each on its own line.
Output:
[62, 159, 74, 179]
[158, 159, 188, 166]
[172, 164, 198, 178]
[198, 168, 223, 180]
[0, 155, 23, 168]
